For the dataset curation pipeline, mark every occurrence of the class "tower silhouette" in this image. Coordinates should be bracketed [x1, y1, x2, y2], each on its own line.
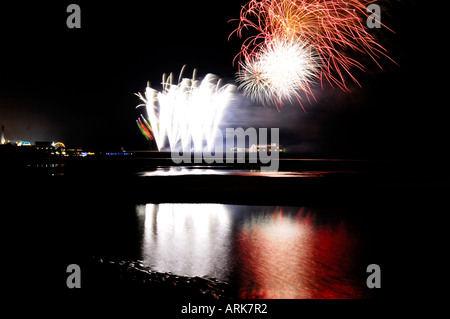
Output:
[1, 125, 5, 144]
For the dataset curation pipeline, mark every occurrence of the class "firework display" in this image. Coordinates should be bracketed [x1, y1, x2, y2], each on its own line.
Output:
[233, 0, 394, 107]
[136, 67, 236, 151]
[135, 1, 395, 147]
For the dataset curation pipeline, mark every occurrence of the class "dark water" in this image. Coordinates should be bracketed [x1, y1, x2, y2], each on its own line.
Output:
[4, 159, 444, 303]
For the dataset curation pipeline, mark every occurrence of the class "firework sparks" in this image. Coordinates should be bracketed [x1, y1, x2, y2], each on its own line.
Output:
[232, 0, 395, 107]
[237, 35, 320, 109]
[136, 67, 236, 152]
[136, 115, 154, 140]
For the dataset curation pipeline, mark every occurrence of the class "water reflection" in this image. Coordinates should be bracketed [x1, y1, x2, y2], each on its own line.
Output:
[136, 204, 367, 298]
[137, 204, 231, 280]
[138, 166, 341, 177]
[237, 208, 365, 298]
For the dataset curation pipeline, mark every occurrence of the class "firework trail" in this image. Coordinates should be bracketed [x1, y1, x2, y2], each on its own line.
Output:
[136, 115, 154, 140]
[136, 67, 236, 152]
[232, 0, 394, 107]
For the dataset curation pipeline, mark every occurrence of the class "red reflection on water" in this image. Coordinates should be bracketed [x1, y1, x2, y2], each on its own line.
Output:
[236, 208, 366, 299]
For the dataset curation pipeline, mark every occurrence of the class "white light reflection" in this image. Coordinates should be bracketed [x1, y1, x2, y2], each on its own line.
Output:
[138, 166, 332, 177]
[138, 204, 232, 280]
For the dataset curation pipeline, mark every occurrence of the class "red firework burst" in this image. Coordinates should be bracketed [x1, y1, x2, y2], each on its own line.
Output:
[231, 0, 395, 106]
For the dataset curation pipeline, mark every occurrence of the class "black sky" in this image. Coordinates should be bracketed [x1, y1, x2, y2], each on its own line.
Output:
[0, 1, 444, 159]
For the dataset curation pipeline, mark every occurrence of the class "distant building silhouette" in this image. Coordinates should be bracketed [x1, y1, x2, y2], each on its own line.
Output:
[34, 141, 66, 156]
[230, 143, 282, 153]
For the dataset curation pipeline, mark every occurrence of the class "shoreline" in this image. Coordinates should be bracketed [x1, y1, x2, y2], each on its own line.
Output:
[89, 257, 235, 300]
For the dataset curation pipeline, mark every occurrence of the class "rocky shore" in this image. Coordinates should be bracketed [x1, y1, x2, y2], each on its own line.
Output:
[90, 258, 234, 300]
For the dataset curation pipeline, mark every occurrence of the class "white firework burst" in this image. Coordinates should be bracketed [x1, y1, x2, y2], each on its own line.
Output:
[237, 36, 320, 108]
[136, 67, 236, 152]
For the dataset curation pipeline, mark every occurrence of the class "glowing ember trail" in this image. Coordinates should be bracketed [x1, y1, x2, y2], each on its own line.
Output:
[232, 0, 395, 108]
[136, 67, 236, 152]
[136, 115, 154, 140]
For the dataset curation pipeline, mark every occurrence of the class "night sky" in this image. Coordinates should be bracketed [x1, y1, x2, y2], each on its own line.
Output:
[0, 1, 444, 159]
